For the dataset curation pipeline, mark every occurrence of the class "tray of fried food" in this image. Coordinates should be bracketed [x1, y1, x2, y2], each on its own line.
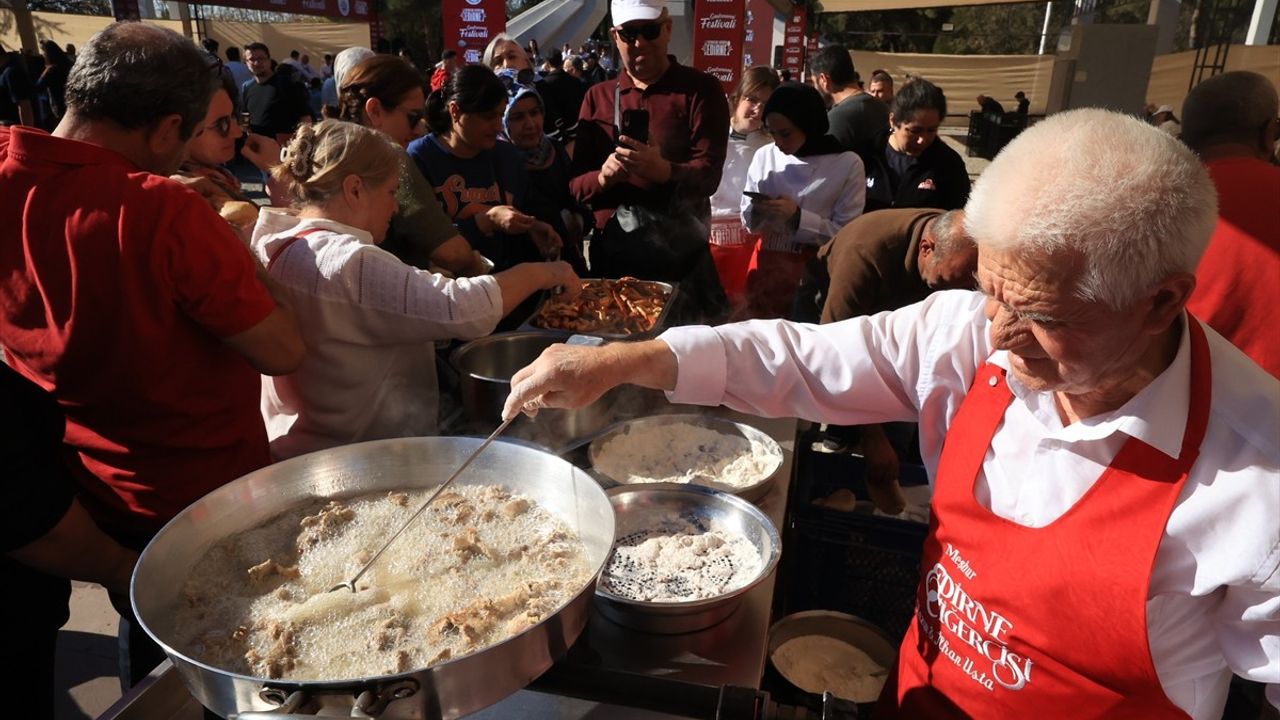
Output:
[529, 277, 676, 339]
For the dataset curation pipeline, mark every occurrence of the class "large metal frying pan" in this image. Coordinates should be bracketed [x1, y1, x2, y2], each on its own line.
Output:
[130, 437, 615, 719]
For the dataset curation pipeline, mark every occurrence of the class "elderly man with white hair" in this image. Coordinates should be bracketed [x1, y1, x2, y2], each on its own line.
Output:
[502, 108, 1279, 718]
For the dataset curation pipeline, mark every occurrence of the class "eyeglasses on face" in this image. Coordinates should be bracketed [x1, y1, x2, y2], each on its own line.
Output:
[210, 114, 248, 137]
[615, 21, 664, 44]
[400, 107, 426, 128]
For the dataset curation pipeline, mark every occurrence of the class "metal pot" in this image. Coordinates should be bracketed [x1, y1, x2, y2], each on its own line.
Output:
[131, 437, 615, 719]
[450, 332, 663, 454]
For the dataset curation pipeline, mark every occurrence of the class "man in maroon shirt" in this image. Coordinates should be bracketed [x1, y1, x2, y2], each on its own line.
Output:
[0, 22, 303, 700]
[571, 0, 731, 321]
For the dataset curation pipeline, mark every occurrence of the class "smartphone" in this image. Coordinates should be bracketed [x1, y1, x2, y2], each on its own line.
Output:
[743, 190, 770, 200]
[619, 108, 650, 145]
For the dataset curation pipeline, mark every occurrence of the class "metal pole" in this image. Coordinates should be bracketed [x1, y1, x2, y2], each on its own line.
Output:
[1039, 1, 1054, 54]
[1246, 0, 1278, 44]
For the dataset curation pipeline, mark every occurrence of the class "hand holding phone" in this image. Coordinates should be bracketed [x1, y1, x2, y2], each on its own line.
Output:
[619, 108, 650, 146]
[743, 190, 770, 201]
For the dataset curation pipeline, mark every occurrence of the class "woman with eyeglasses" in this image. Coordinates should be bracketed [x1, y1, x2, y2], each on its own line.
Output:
[172, 67, 261, 237]
[498, 70, 590, 273]
[335, 54, 490, 277]
[741, 82, 865, 319]
[252, 120, 578, 459]
[707, 66, 780, 319]
[409, 65, 562, 281]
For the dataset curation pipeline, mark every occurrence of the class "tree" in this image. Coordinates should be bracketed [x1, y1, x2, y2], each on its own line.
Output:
[379, 0, 441, 66]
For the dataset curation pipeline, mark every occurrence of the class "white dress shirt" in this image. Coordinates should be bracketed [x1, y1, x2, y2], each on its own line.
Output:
[741, 143, 866, 252]
[709, 130, 771, 222]
[659, 290, 1280, 719]
[251, 210, 503, 460]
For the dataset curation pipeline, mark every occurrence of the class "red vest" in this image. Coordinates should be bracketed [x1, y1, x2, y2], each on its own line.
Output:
[877, 319, 1210, 718]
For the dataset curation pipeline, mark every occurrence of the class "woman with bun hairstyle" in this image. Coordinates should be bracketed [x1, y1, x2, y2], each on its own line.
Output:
[408, 65, 562, 278]
[337, 54, 490, 276]
[251, 120, 578, 460]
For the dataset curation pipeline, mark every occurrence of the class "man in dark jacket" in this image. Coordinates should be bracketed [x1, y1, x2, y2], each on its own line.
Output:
[864, 78, 970, 213]
[537, 49, 587, 142]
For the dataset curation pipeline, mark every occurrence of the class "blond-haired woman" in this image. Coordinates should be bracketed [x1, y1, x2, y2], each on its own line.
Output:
[252, 120, 577, 460]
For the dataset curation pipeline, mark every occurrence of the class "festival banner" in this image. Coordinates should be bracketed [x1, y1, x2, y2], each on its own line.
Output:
[780, 4, 807, 77]
[742, 0, 775, 72]
[692, 0, 745, 95]
[443, 0, 507, 66]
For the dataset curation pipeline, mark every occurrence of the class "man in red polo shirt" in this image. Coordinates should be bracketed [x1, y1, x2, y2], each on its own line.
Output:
[571, 0, 731, 323]
[1181, 71, 1280, 379]
[0, 22, 303, 699]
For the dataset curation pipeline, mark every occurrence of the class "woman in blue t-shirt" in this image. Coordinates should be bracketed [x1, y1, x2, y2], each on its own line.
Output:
[407, 65, 561, 274]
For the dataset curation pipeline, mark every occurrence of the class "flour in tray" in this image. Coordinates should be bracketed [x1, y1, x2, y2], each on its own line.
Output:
[594, 421, 781, 490]
[600, 516, 762, 602]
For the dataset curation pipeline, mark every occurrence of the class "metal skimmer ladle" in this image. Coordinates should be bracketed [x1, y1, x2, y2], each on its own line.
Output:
[329, 414, 517, 593]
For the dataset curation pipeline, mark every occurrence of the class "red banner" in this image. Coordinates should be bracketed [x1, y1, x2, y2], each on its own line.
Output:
[742, 0, 774, 72]
[692, 0, 745, 95]
[780, 5, 807, 77]
[443, 0, 507, 66]
[199, 0, 373, 20]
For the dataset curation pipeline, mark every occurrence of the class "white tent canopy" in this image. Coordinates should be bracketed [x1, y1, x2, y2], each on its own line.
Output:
[506, 0, 609, 57]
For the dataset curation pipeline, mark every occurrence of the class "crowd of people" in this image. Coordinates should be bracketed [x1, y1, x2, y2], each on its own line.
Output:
[1, 1, 1277, 717]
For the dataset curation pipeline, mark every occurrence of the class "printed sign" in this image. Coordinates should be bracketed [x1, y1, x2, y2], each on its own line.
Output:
[191, 0, 372, 20]
[780, 4, 807, 76]
[692, 0, 744, 94]
[444, 0, 506, 68]
[742, 0, 775, 71]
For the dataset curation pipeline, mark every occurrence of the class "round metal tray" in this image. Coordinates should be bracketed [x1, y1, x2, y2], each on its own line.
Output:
[594, 483, 782, 635]
[767, 611, 898, 705]
[587, 414, 784, 503]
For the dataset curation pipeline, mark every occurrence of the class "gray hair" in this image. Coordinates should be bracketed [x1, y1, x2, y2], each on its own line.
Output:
[927, 209, 973, 257]
[1181, 71, 1279, 154]
[483, 34, 520, 69]
[966, 108, 1217, 309]
[65, 22, 218, 139]
[333, 46, 375, 93]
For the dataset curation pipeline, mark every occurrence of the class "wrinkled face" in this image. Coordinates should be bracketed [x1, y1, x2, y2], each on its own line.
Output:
[492, 40, 529, 71]
[733, 87, 772, 133]
[245, 49, 272, 79]
[454, 100, 505, 151]
[613, 16, 670, 83]
[372, 86, 426, 147]
[868, 80, 893, 103]
[890, 108, 940, 156]
[505, 95, 544, 151]
[977, 245, 1154, 396]
[187, 89, 242, 166]
[765, 112, 806, 156]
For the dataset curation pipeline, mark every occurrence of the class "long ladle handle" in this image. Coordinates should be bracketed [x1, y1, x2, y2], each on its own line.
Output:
[333, 414, 517, 593]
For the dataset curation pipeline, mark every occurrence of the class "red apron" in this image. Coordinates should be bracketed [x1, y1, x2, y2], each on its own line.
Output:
[877, 318, 1210, 719]
[708, 219, 756, 317]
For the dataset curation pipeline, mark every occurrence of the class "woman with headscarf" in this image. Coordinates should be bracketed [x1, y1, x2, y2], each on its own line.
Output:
[497, 70, 589, 273]
[741, 81, 865, 319]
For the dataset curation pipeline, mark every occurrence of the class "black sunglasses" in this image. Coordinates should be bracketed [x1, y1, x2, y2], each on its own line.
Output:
[401, 107, 426, 128]
[615, 21, 664, 44]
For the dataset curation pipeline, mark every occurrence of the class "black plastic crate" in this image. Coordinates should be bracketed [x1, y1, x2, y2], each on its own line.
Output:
[780, 444, 930, 643]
